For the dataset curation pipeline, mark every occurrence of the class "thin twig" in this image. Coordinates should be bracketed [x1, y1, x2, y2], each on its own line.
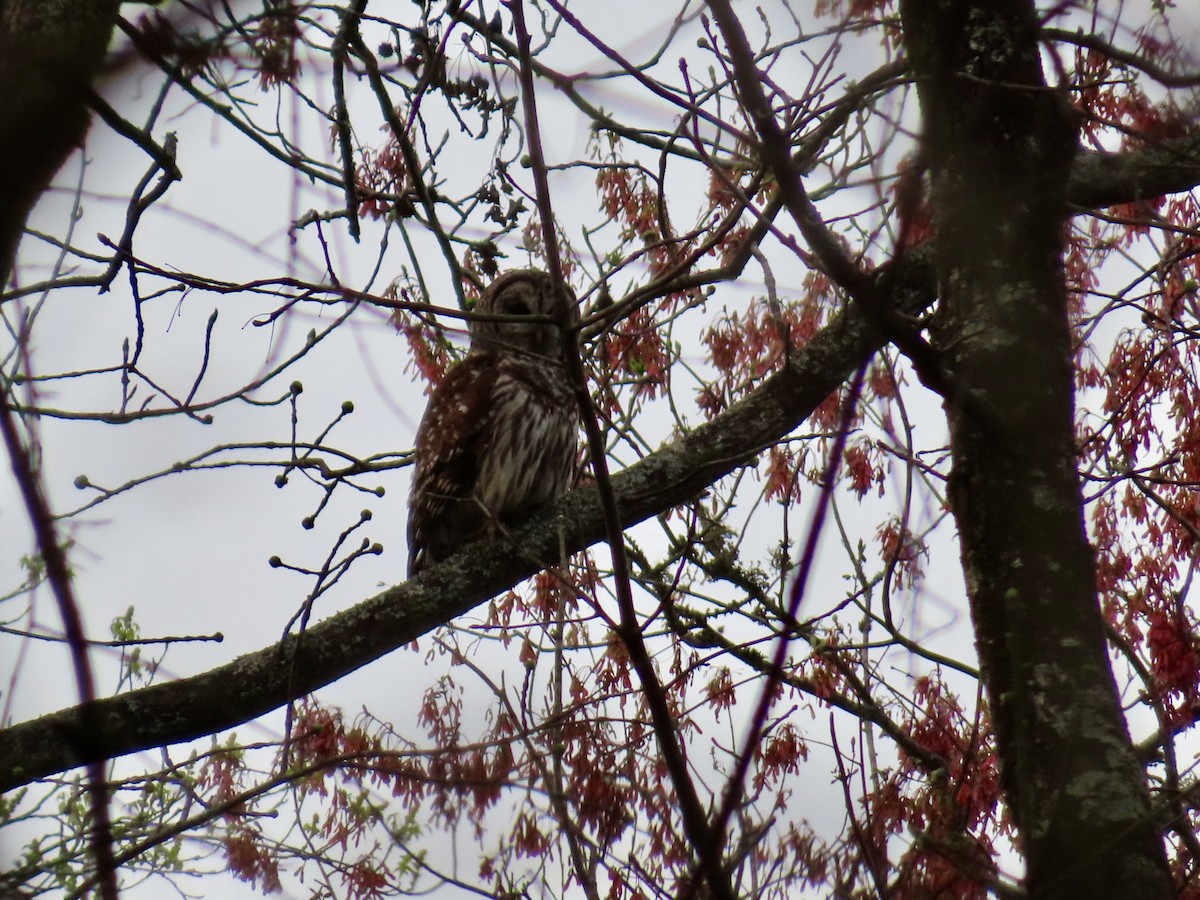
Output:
[506, 4, 735, 899]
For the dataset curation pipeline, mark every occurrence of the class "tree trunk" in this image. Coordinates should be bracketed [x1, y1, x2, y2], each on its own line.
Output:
[898, 1, 1171, 896]
[0, 0, 122, 282]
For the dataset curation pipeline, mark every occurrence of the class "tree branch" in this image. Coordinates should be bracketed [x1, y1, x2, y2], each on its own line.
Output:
[0, 247, 934, 793]
[1068, 133, 1200, 209]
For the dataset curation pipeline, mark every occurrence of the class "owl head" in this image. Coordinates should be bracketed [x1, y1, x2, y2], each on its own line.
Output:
[469, 269, 578, 360]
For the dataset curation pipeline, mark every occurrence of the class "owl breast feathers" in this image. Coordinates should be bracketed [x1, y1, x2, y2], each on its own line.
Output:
[406, 270, 580, 576]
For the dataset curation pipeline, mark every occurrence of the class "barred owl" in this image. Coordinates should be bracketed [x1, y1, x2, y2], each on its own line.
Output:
[406, 269, 580, 576]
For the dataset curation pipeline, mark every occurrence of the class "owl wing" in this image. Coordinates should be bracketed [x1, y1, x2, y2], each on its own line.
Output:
[407, 352, 499, 576]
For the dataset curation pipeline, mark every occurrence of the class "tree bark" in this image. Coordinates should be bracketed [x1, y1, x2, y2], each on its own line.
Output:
[0, 254, 934, 792]
[0, 0, 123, 283]
[899, 0, 1171, 896]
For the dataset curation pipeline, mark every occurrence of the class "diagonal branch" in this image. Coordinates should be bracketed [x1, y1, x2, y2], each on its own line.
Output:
[510, 3, 734, 897]
[0, 248, 934, 794]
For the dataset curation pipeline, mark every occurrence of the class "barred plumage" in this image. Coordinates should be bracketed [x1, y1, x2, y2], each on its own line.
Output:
[406, 270, 579, 576]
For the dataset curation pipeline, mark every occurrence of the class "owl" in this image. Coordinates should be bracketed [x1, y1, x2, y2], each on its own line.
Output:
[406, 269, 580, 576]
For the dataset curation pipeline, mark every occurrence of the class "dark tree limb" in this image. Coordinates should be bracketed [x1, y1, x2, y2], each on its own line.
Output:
[0, 250, 934, 793]
[1068, 133, 1200, 210]
[0, 0, 123, 284]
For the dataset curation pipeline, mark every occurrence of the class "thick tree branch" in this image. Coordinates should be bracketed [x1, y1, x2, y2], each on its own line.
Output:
[0, 0, 122, 282]
[1068, 133, 1200, 209]
[0, 250, 933, 793]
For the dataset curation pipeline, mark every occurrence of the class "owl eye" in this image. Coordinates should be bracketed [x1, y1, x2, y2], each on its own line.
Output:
[504, 298, 533, 316]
